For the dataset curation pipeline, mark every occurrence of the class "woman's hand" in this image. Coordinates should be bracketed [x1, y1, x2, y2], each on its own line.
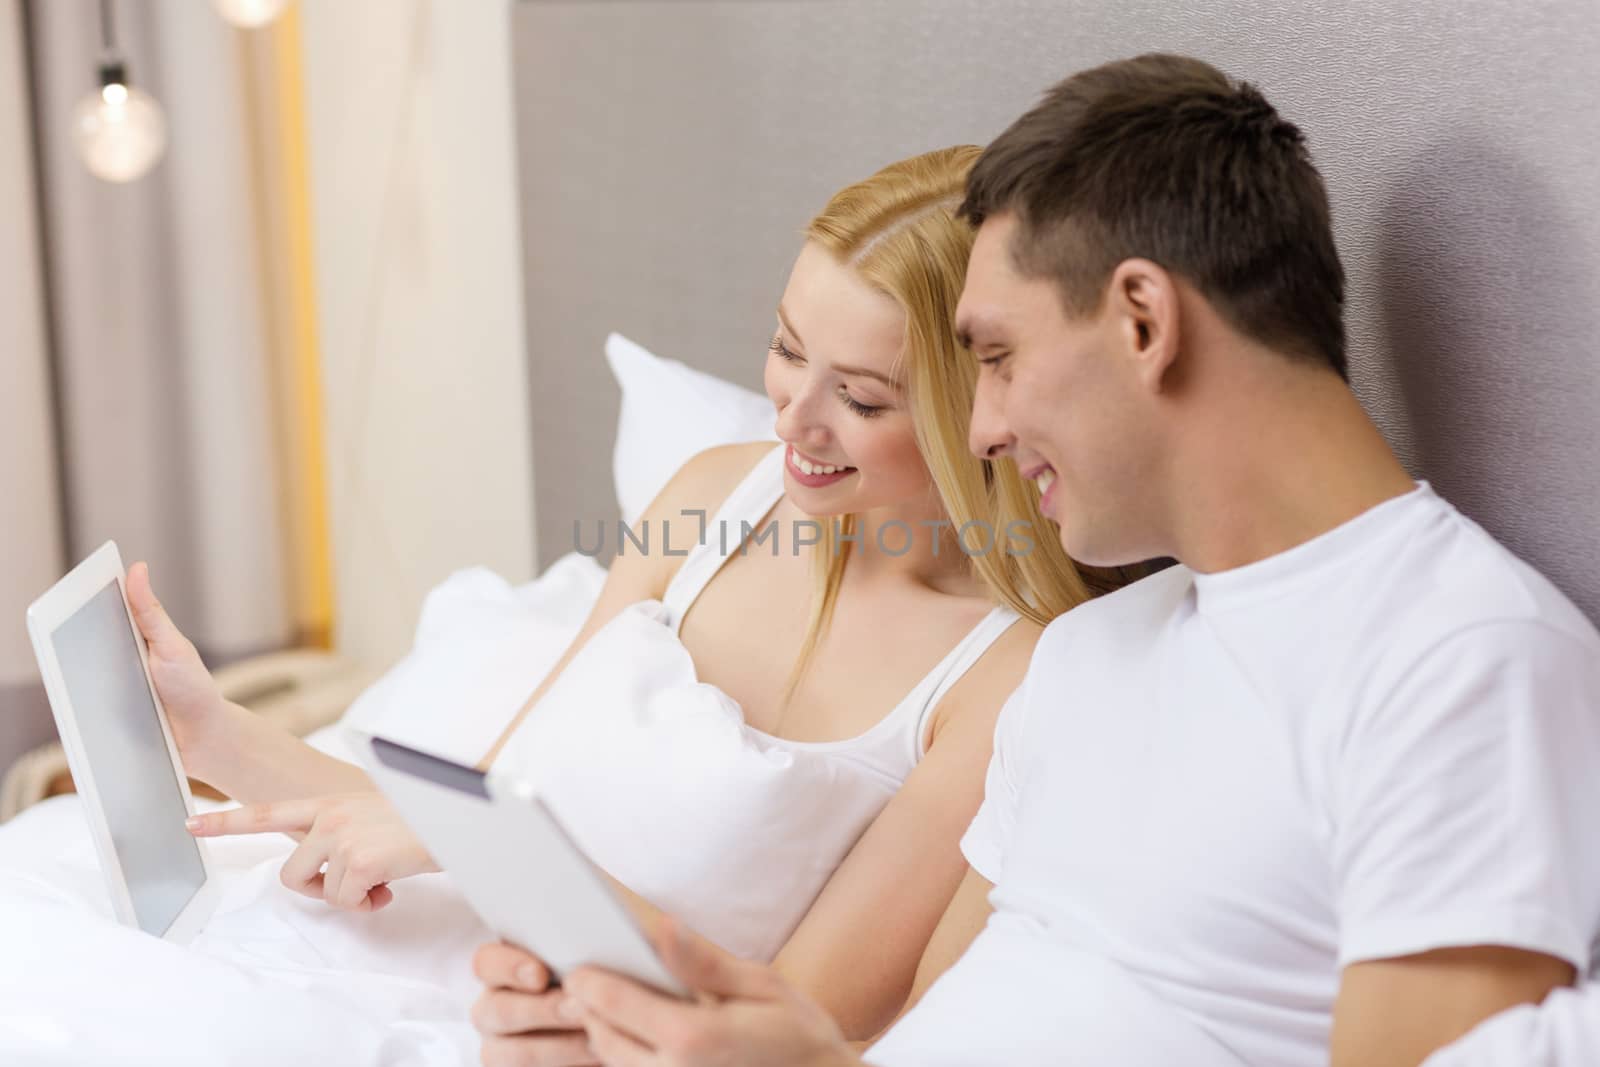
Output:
[472, 942, 599, 1067]
[125, 561, 231, 781]
[186, 792, 440, 911]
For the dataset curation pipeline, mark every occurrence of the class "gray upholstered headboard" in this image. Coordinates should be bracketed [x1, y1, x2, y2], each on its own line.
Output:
[510, 0, 1600, 621]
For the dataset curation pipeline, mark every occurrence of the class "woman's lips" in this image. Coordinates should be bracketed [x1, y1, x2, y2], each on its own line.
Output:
[785, 445, 856, 488]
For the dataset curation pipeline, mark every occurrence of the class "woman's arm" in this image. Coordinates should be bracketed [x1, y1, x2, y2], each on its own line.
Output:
[199, 701, 374, 802]
[767, 620, 1040, 1042]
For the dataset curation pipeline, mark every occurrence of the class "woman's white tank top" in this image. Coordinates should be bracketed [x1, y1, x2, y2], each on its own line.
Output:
[493, 445, 1020, 961]
[660, 445, 1020, 775]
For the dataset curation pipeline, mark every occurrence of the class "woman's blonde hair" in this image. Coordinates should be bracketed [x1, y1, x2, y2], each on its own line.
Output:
[787, 146, 1121, 696]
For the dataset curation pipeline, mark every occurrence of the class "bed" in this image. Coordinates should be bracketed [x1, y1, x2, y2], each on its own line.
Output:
[0, 0, 1595, 1061]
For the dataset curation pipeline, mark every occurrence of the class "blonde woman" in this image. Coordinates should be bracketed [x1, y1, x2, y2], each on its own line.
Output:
[138, 146, 1134, 1042]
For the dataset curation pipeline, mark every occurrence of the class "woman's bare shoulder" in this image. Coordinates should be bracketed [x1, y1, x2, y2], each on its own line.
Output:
[676, 441, 779, 493]
[639, 441, 779, 525]
[967, 615, 1044, 693]
[926, 613, 1044, 747]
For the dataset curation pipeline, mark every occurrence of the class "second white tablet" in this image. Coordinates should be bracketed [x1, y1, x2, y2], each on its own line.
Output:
[365, 735, 689, 998]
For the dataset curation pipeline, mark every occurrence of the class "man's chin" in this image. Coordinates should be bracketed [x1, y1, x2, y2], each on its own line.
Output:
[1059, 526, 1146, 571]
[1058, 524, 1099, 566]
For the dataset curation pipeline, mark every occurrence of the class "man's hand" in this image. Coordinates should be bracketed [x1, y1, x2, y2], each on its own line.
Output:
[472, 942, 598, 1067]
[563, 917, 860, 1067]
[186, 793, 438, 911]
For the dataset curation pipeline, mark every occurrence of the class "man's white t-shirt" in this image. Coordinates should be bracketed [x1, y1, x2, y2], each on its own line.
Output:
[869, 484, 1600, 1067]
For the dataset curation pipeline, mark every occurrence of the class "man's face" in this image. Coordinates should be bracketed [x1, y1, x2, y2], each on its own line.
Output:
[958, 213, 1163, 566]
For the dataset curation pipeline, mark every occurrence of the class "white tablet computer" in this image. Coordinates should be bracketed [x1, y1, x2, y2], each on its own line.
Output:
[25, 540, 220, 942]
[366, 734, 689, 997]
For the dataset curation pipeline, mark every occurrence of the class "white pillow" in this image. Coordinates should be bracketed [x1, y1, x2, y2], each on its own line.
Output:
[334, 554, 607, 765]
[605, 332, 777, 523]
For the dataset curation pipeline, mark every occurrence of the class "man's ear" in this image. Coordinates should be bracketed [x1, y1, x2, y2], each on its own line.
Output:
[1106, 258, 1181, 392]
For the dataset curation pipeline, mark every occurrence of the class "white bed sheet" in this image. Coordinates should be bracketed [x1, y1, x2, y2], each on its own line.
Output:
[0, 554, 606, 1066]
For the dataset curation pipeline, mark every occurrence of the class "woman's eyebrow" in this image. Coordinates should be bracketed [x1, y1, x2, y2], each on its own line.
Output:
[832, 362, 901, 389]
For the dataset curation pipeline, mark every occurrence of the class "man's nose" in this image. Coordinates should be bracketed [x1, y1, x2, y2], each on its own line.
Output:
[968, 380, 1015, 460]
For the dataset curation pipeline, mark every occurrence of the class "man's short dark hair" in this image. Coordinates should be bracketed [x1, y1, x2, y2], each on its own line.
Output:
[962, 54, 1348, 379]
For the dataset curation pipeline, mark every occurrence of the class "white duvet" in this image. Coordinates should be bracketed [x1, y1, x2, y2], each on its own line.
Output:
[0, 554, 607, 1067]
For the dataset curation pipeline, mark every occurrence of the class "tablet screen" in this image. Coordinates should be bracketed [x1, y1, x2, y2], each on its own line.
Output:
[51, 580, 206, 936]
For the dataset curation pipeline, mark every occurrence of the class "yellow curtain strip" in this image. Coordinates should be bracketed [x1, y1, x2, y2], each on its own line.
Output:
[271, 6, 334, 649]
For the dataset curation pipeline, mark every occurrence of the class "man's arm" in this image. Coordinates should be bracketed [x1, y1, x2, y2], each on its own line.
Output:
[1331, 945, 1574, 1067]
[1421, 979, 1600, 1067]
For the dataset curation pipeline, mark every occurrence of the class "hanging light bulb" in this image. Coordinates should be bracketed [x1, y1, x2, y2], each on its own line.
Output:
[211, 0, 292, 29]
[73, 58, 167, 183]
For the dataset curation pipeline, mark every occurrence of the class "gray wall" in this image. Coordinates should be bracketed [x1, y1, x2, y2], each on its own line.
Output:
[511, 0, 1600, 620]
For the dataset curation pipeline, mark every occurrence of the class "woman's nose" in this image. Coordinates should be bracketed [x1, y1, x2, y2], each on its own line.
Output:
[774, 382, 832, 450]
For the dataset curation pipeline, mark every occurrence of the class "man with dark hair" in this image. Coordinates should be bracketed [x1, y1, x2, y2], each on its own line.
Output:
[469, 55, 1600, 1067]
[961, 53, 1349, 380]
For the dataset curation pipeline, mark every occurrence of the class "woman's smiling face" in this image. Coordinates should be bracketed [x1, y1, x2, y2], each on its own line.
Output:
[764, 242, 933, 518]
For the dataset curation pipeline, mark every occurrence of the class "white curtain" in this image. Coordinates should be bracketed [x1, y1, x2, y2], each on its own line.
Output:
[0, 0, 293, 773]
[0, 0, 62, 772]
